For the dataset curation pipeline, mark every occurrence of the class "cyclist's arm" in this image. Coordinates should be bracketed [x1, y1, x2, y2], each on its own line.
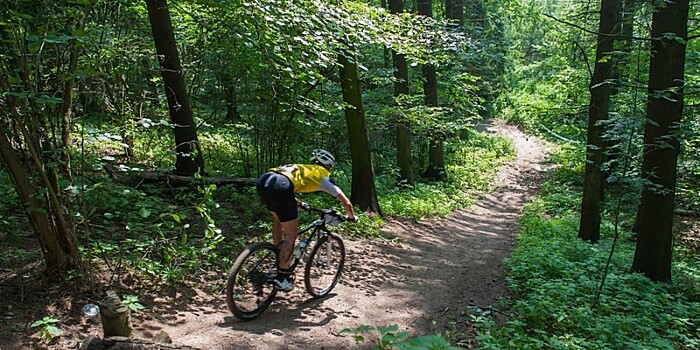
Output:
[319, 177, 357, 221]
[335, 192, 356, 221]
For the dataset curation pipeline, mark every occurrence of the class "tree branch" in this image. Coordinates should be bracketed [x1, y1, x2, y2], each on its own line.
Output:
[542, 13, 652, 42]
[572, 40, 593, 80]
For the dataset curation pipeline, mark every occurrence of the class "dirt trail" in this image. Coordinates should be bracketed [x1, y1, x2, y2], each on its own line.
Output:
[131, 120, 550, 349]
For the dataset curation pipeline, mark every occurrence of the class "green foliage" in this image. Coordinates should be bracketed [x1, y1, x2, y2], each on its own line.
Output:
[379, 132, 515, 220]
[30, 316, 62, 341]
[473, 154, 700, 350]
[79, 178, 231, 284]
[343, 324, 463, 350]
[342, 213, 385, 239]
[121, 295, 145, 312]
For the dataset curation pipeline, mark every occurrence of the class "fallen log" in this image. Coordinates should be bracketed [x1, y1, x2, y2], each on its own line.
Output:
[105, 166, 255, 188]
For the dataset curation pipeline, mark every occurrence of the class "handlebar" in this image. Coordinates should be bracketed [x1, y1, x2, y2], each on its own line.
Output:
[299, 204, 356, 224]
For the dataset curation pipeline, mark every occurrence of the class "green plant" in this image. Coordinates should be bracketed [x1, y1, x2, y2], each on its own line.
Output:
[121, 295, 145, 312]
[31, 316, 62, 341]
[377, 133, 515, 221]
[343, 324, 463, 350]
[473, 146, 700, 349]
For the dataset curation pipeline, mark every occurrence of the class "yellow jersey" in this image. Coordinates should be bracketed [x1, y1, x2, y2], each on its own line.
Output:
[271, 164, 341, 196]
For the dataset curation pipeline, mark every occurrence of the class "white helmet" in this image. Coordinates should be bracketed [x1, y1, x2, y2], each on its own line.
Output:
[311, 149, 335, 167]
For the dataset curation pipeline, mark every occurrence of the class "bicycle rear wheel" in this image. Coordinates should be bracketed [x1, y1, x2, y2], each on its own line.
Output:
[304, 233, 345, 297]
[225, 242, 278, 320]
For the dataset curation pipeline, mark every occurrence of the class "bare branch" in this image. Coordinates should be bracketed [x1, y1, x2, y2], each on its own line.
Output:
[542, 13, 652, 42]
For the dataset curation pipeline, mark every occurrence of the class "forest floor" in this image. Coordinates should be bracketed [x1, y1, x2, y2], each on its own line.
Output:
[0, 120, 553, 349]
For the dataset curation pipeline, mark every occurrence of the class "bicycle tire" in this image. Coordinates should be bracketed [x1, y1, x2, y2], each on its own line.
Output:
[304, 233, 345, 297]
[225, 242, 278, 320]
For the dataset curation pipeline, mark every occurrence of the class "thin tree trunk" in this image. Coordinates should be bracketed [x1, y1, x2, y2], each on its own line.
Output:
[578, 0, 621, 242]
[631, 0, 688, 282]
[445, 0, 463, 27]
[338, 51, 382, 214]
[0, 127, 65, 271]
[380, 0, 391, 68]
[454, 0, 463, 27]
[146, 0, 204, 176]
[418, 0, 446, 181]
[389, 0, 414, 184]
[621, 0, 638, 49]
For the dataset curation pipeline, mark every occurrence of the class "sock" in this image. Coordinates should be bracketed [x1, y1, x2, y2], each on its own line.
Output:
[276, 267, 292, 282]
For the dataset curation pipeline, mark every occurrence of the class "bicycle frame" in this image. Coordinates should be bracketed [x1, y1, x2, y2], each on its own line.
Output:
[290, 218, 329, 271]
[254, 208, 342, 284]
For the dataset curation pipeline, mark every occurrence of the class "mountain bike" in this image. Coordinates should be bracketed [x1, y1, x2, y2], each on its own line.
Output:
[225, 206, 348, 321]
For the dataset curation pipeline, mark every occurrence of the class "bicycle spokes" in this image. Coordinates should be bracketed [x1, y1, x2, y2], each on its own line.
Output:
[304, 234, 346, 298]
[226, 243, 278, 320]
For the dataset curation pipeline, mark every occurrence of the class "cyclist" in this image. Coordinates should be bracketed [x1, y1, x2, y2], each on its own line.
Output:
[255, 149, 357, 292]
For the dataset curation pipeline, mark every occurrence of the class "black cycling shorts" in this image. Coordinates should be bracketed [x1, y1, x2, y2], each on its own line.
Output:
[255, 171, 298, 222]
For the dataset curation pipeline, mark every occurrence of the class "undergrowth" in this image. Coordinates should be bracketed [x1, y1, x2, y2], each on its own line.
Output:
[472, 146, 700, 350]
[0, 128, 513, 288]
[378, 130, 514, 220]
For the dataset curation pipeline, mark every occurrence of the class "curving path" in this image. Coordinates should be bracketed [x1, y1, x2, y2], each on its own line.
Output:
[131, 120, 550, 349]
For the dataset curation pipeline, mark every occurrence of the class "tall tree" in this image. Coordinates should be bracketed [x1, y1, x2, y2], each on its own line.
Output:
[578, 0, 622, 242]
[445, 0, 463, 27]
[417, 0, 446, 181]
[631, 0, 689, 282]
[620, 0, 638, 49]
[338, 48, 382, 214]
[146, 0, 204, 176]
[464, 0, 484, 29]
[389, 0, 414, 184]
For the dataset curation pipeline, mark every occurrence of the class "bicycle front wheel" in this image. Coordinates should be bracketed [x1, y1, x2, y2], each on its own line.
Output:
[225, 242, 278, 320]
[304, 233, 345, 297]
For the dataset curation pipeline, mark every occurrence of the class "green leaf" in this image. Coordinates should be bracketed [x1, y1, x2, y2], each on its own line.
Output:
[46, 325, 62, 336]
[139, 207, 151, 218]
[377, 325, 399, 334]
[43, 35, 74, 44]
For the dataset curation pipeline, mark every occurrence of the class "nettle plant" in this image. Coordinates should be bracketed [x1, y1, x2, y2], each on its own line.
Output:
[31, 316, 62, 341]
[343, 324, 463, 350]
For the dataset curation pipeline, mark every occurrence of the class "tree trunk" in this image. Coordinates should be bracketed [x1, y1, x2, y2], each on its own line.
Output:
[445, 0, 453, 19]
[445, 0, 463, 27]
[621, 0, 638, 49]
[631, 0, 688, 282]
[578, 0, 621, 242]
[389, 0, 414, 185]
[418, 0, 446, 181]
[146, 0, 204, 176]
[464, 0, 485, 30]
[0, 117, 81, 274]
[453, 0, 463, 27]
[0, 5, 83, 276]
[0, 130, 64, 270]
[380, 0, 391, 68]
[338, 52, 382, 214]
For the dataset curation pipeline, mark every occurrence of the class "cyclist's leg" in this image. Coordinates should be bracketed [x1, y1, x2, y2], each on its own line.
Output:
[272, 217, 298, 292]
[257, 172, 283, 247]
[257, 171, 295, 252]
[271, 215, 282, 246]
[276, 217, 299, 269]
[267, 176, 299, 291]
